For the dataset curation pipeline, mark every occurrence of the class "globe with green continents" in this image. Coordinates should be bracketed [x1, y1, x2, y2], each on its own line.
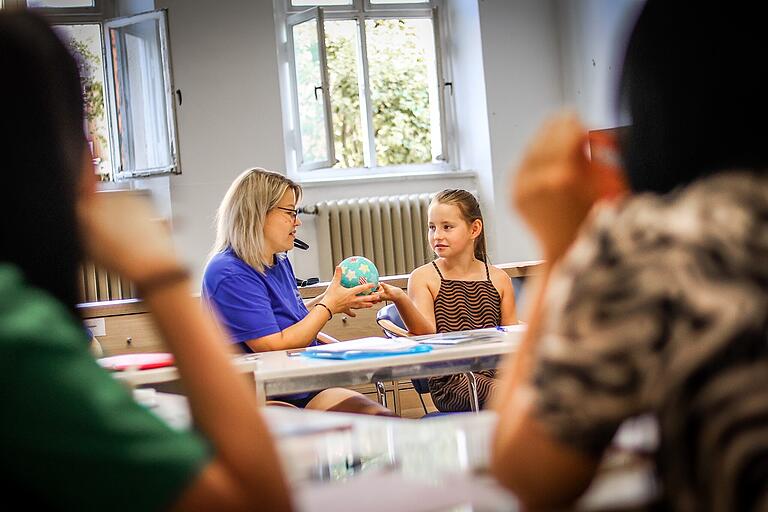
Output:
[338, 256, 379, 295]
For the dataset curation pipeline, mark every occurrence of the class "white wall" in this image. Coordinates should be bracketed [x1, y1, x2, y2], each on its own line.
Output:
[443, 0, 496, 260]
[156, 0, 287, 285]
[473, 0, 565, 264]
[557, 0, 644, 128]
[115, 0, 154, 17]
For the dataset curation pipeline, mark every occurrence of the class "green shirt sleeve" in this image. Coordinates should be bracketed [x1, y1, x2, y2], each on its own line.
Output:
[0, 266, 210, 511]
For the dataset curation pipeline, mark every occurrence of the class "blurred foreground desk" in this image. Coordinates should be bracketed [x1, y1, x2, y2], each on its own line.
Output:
[153, 393, 657, 512]
[113, 329, 522, 408]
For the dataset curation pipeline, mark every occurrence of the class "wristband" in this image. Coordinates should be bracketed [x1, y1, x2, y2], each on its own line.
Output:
[136, 267, 191, 297]
[314, 302, 333, 321]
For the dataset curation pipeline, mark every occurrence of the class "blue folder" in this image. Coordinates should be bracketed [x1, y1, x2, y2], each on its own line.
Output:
[302, 343, 432, 360]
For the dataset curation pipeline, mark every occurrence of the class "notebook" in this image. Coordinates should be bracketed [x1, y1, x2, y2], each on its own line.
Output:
[303, 337, 432, 360]
[97, 352, 175, 371]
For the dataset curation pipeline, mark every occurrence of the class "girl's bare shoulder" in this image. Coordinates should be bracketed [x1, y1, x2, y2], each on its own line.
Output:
[409, 261, 441, 286]
[488, 264, 513, 287]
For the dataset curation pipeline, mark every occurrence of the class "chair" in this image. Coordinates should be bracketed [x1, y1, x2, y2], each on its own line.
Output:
[376, 304, 477, 416]
[511, 276, 526, 317]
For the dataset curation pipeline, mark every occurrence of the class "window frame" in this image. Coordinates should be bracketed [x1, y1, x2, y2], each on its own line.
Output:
[278, 0, 456, 179]
[14, 1, 181, 181]
[102, 9, 181, 179]
[5, 0, 109, 20]
[286, 7, 337, 171]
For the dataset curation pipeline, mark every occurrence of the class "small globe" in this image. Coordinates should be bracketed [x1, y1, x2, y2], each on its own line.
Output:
[338, 256, 379, 295]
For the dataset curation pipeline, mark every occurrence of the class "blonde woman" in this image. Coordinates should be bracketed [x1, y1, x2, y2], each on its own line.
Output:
[203, 168, 391, 413]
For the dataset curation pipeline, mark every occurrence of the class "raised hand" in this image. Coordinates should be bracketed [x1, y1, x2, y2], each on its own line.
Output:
[511, 112, 603, 262]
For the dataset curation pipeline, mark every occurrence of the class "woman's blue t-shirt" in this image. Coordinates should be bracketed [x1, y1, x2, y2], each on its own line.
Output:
[202, 248, 318, 353]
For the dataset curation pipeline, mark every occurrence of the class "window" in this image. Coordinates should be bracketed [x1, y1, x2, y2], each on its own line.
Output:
[103, 11, 178, 179]
[277, 0, 453, 175]
[9, 1, 180, 180]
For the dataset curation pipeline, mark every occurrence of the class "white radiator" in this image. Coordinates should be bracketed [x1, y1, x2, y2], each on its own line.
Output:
[78, 263, 136, 303]
[314, 193, 436, 277]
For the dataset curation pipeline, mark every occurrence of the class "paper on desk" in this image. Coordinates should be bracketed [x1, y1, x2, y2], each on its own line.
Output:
[413, 330, 503, 346]
[306, 337, 421, 353]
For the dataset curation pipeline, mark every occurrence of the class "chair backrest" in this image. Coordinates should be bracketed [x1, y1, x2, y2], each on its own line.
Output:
[511, 276, 526, 320]
[376, 303, 409, 338]
[375, 304, 432, 395]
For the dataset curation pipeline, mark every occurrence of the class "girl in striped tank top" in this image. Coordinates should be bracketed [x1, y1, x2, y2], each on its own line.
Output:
[378, 190, 517, 411]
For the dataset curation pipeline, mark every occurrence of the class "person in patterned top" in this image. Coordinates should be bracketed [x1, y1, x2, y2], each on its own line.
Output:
[491, 2, 768, 511]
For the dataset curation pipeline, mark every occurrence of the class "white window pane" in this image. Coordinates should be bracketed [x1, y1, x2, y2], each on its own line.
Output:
[325, 19, 364, 168]
[292, 0, 352, 6]
[108, 17, 173, 174]
[28, 0, 94, 7]
[365, 18, 441, 166]
[54, 24, 113, 178]
[293, 18, 329, 165]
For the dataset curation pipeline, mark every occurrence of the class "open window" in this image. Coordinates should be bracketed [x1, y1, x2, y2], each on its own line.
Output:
[278, 0, 451, 176]
[287, 7, 336, 171]
[103, 9, 179, 179]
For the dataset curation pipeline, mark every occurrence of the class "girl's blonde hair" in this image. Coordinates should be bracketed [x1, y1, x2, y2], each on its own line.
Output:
[211, 168, 302, 272]
[431, 189, 488, 263]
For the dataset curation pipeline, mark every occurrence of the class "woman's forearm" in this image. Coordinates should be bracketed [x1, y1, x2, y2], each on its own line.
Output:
[305, 292, 325, 309]
[248, 306, 329, 352]
[144, 280, 292, 511]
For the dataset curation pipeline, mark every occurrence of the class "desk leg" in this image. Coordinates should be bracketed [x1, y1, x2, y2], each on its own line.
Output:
[254, 373, 267, 406]
[375, 381, 388, 408]
[465, 372, 479, 413]
[391, 380, 401, 416]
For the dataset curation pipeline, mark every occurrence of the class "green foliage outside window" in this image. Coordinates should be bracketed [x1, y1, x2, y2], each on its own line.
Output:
[297, 17, 435, 169]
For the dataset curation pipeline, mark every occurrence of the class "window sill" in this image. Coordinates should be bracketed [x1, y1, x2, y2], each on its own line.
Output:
[293, 166, 476, 189]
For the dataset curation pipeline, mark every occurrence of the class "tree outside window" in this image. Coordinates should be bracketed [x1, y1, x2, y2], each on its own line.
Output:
[55, 24, 114, 179]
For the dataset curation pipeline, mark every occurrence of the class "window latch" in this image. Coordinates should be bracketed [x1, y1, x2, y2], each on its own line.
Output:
[314, 85, 323, 101]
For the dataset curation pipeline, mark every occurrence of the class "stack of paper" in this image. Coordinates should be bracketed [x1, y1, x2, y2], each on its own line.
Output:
[303, 337, 432, 360]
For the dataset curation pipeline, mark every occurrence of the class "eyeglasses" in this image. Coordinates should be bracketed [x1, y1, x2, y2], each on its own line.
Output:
[276, 206, 299, 221]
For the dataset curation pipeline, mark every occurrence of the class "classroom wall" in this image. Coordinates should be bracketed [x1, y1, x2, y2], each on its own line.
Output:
[556, 0, 644, 128]
[146, 0, 641, 285]
[472, 0, 564, 264]
[155, 0, 287, 284]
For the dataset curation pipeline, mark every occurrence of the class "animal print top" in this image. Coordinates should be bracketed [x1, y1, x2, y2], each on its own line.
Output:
[532, 171, 768, 511]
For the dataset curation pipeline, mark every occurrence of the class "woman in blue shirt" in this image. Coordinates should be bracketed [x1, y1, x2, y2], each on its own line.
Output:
[203, 168, 392, 414]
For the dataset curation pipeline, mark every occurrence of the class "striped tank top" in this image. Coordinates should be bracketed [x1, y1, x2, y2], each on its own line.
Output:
[432, 260, 501, 332]
[427, 260, 502, 412]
